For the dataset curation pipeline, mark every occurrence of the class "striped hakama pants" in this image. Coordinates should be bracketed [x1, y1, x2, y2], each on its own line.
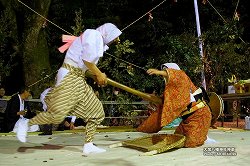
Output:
[29, 63, 105, 143]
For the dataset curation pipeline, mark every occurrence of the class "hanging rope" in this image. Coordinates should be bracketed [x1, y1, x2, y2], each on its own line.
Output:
[17, 0, 168, 88]
[233, 0, 240, 21]
[10, 70, 57, 97]
[206, 0, 227, 23]
[17, 0, 152, 73]
[17, 0, 167, 69]
[121, 0, 167, 31]
[17, 0, 73, 36]
[17, 0, 247, 90]
[104, 52, 146, 71]
[27, 70, 58, 88]
[206, 0, 245, 43]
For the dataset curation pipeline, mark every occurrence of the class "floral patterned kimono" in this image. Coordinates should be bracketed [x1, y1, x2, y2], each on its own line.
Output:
[137, 69, 211, 147]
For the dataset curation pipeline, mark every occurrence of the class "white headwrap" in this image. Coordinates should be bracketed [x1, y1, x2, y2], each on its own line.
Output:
[161, 63, 181, 70]
[161, 63, 196, 102]
[96, 23, 122, 45]
[58, 24, 122, 87]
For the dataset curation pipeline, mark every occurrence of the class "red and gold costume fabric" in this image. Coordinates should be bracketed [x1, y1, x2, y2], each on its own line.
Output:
[137, 69, 211, 147]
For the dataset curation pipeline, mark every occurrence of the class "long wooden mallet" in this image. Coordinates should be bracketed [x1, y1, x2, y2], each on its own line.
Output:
[85, 71, 163, 105]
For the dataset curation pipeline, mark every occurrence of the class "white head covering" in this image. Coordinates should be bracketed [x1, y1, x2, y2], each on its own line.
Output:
[161, 63, 195, 102]
[161, 63, 181, 70]
[96, 23, 122, 45]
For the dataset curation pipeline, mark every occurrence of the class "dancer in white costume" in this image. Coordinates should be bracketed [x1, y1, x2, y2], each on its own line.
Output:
[16, 23, 122, 155]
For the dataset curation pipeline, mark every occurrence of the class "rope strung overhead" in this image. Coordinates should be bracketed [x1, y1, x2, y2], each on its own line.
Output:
[206, 0, 245, 43]
[16, 0, 246, 89]
[17, 0, 167, 87]
[104, 52, 147, 71]
[121, 0, 167, 31]
[17, 0, 74, 36]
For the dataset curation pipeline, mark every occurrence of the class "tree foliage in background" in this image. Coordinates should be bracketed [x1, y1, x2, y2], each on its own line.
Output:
[0, 5, 18, 81]
[202, 21, 249, 93]
[0, 0, 249, 100]
[199, 0, 250, 93]
[0, 0, 52, 96]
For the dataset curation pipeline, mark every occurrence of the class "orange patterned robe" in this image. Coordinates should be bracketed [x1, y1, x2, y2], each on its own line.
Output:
[137, 69, 211, 147]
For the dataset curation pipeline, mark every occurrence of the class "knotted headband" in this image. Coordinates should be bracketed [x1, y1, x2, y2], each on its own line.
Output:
[58, 35, 78, 53]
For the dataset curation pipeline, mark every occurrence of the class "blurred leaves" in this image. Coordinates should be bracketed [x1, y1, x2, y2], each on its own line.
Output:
[1, 0, 249, 97]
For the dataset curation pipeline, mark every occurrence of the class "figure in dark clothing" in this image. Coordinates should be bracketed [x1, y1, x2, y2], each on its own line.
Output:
[3, 87, 31, 132]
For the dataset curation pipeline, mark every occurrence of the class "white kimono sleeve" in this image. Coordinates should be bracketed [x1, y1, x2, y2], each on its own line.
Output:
[81, 30, 104, 64]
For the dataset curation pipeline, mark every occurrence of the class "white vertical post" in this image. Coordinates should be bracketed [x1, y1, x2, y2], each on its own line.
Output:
[194, 0, 206, 90]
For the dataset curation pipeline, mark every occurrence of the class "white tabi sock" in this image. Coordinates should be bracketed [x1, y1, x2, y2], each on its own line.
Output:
[83, 142, 106, 155]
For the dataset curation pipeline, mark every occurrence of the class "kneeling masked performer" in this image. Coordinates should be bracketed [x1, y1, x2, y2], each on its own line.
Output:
[137, 63, 212, 147]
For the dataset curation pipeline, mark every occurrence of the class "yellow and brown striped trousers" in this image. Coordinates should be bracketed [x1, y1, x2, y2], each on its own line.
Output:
[29, 63, 105, 143]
